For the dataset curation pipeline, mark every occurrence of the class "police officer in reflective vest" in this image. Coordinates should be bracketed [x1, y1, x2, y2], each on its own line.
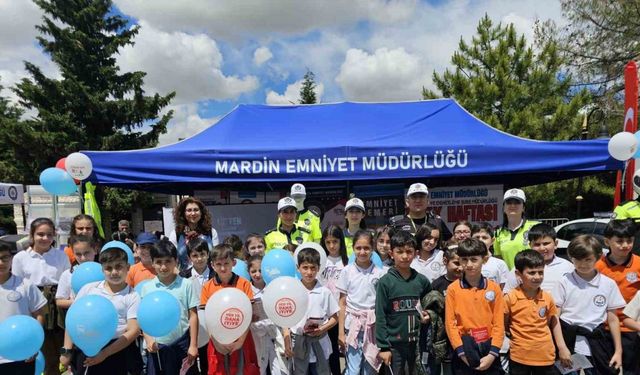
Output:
[613, 170, 640, 254]
[265, 197, 312, 252]
[389, 183, 452, 241]
[282, 183, 322, 243]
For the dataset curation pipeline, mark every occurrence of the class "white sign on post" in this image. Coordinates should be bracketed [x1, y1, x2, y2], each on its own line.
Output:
[0, 183, 24, 204]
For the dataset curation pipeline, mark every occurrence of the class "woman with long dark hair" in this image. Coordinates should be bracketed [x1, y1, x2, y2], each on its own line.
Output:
[168, 197, 219, 270]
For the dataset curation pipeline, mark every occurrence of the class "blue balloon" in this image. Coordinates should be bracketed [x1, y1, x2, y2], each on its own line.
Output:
[39, 167, 77, 196]
[71, 261, 104, 294]
[348, 252, 383, 268]
[101, 240, 135, 265]
[261, 249, 296, 284]
[35, 351, 44, 375]
[66, 295, 117, 356]
[635, 131, 640, 158]
[138, 290, 181, 337]
[0, 315, 44, 361]
[135, 279, 152, 296]
[233, 258, 251, 280]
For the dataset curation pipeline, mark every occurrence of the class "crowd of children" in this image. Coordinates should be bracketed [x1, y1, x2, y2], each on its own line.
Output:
[6, 201, 640, 375]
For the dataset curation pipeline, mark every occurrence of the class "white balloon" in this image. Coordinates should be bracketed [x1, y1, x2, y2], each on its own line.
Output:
[294, 242, 327, 274]
[204, 288, 252, 345]
[65, 152, 93, 180]
[608, 132, 638, 161]
[262, 276, 308, 328]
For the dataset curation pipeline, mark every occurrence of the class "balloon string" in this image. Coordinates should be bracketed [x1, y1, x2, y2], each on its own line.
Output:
[84, 366, 89, 375]
[157, 351, 162, 371]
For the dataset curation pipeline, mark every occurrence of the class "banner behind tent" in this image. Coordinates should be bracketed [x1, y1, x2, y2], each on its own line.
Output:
[0, 183, 24, 204]
[428, 185, 503, 228]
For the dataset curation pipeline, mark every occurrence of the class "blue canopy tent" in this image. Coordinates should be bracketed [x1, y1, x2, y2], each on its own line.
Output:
[83, 99, 622, 193]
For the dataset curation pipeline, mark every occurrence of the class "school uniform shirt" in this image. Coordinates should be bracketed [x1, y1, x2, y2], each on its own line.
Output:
[12, 247, 71, 286]
[445, 276, 505, 357]
[411, 249, 445, 282]
[76, 280, 140, 338]
[290, 281, 339, 363]
[481, 256, 509, 286]
[504, 287, 558, 366]
[503, 255, 574, 294]
[335, 262, 385, 327]
[552, 271, 626, 356]
[0, 275, 47, 364]
[55, 267, 74, 300]
[183, 266, 214, 349]
[141, 276, 199, 345]
[375, 267, 432, 350]
[493, 219, 540, 270]
[595, 253, 640, 332]
[319, 255, 346, 302]
[126, 262, 157, 288]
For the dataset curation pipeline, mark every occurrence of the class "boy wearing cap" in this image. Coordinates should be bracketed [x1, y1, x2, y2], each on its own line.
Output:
[126, 232, 158, 288]
[389, 182, 452, 241]
[494, 189, 540, 270]
[344, 197, 367, 256]
[60, 244, 143, 375]
[265, 197, 312, 253]
[0, 241, 47, 375]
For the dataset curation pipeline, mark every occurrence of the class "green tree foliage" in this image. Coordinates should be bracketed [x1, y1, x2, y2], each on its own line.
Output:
[424, 15, 613, 218]
[299, 70, 318, 104]
[8, 0, 175, 229]
[424, 15, 590, 141]
[0, 83, 24, 182]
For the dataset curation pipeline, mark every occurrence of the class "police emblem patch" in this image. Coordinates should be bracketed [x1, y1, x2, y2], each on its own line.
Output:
[296, 237, 303, 244]
[485, 290, 495, 302]
[304, 218, 311, 226]
[522, 230, 530, 246]
[593, 294, 607, 307]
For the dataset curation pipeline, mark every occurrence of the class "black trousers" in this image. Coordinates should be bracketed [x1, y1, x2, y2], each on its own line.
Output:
[452, 353, 503, 375]
[508, 360, 557, 375]
[390, 342, 417, 375]
[72, 339, 142, 375]
[0, 360, 35, 375]
[327, 324, 341, 375]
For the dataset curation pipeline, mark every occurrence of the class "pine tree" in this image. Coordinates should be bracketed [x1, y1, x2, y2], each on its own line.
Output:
[424, 15, 589, 141]
[299, 70, 318, 104]
[12, 0, 175, 183]
[0, 82, 24, 182]
[10, 0, 175, 229]
[424, 15, 613, 219]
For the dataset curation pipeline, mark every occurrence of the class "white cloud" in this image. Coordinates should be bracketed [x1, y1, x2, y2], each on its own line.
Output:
[335, 48, 427, 101]
[265, 79, 325, 105]
[113, 0, 417, 40]
[253, 47, 273, 66]
[117, 21, 259, 104]
[158, 104, 219, 146]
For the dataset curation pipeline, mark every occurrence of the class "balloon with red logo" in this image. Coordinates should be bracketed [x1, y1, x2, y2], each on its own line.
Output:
[262, 276, 308, 328]
[205, 288, 252, 344]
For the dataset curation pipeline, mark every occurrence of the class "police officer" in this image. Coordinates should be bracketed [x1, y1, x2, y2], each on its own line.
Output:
[265, 197, 312, 252]
[285, 183, 322, 243]
[613, 170, 640, 254]
[389, 183, 452, 241]
[494, 188, 539, 270]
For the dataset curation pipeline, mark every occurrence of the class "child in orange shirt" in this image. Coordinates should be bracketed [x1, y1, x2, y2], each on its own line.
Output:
[444, 238, 503, 374]
[200, 244, 259, 375]
[504, 250, 571, 375]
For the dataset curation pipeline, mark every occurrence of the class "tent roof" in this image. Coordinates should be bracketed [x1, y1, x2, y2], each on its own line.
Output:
[83, 99, 621, 193]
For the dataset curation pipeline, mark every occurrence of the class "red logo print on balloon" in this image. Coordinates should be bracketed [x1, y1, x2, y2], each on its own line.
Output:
[275, 297, 296, 317]
[220, 308, 244, 329]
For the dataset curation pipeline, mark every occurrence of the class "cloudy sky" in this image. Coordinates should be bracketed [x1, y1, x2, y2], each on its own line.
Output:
[0, 0, 563, 145]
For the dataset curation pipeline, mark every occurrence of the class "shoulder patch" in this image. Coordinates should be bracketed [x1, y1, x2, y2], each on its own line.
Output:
[308, 207, 321, 217]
